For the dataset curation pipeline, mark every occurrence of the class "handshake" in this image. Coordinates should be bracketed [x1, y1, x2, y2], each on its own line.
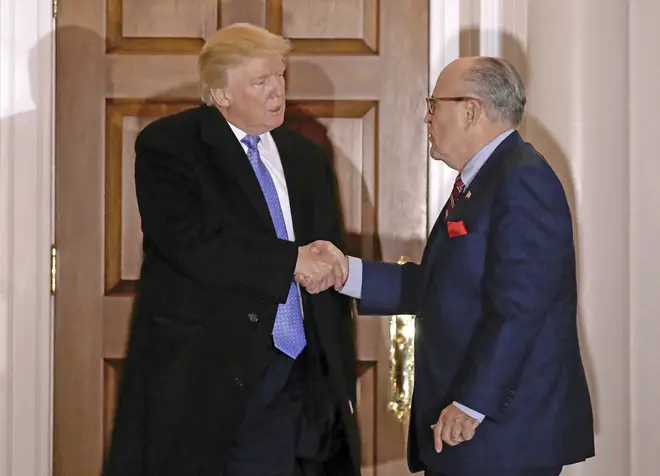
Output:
[294, 240, 348, 294]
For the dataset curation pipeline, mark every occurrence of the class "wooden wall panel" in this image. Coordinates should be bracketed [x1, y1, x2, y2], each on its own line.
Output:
[268, 0, 379, 55]
[282, 0, 365, 38]
[103, 360, 123, 450]
[122, 0, 218, 39]
[219, 0, 268, 27]
[106, 0, 221, 53]
[105, 99, 200, 295]
[356, 362, 377, 472]
[120, 115, 147, 281]
[285, 100, 377, 258]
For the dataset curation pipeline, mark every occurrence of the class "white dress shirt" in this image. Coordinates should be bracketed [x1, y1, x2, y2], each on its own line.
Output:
[228, 122, 297, 241]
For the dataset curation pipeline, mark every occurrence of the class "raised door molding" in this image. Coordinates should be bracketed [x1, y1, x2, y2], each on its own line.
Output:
[0, 0, 55, 475]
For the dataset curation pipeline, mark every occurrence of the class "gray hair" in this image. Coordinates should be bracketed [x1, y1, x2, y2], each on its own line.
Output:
[461, 57, 526, 126]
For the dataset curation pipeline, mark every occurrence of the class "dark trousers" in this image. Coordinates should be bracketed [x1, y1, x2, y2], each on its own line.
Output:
[222, 349, 316, 476]
[425, 467, 563, 476]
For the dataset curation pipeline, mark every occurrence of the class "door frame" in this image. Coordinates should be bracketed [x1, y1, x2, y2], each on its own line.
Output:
[0, 0, 55, 475]
[427, 0, 461, 231]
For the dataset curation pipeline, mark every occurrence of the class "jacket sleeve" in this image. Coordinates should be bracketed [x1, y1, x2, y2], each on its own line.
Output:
[358, 260, 422, 316]
[454, 162, 575, 419]
[134, 128, 297, 303]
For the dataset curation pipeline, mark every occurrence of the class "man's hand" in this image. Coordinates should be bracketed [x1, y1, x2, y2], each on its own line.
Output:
[431, 404, 480, 453]
[295, 241, 347, 294]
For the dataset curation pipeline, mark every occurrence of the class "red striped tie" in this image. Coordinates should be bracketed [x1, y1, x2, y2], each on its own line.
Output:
[444, 175, 466, 221]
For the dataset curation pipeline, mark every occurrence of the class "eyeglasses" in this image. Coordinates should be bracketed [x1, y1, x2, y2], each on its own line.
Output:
[425, 96, 480, 115]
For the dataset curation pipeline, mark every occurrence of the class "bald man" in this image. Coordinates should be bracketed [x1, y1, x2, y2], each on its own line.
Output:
[302, 57, 595, 476]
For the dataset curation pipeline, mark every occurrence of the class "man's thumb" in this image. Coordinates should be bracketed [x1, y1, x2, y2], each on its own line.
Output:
[310, 240, 327, 253]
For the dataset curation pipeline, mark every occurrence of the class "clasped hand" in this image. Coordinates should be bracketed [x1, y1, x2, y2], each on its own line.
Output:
[294, 240, 347, 294]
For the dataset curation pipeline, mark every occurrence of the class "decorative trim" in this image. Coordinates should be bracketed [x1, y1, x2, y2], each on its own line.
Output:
[104, 98, 201, 296]
[266, 0, 380, 55]
[0, 0, 55, 475]
[106, 0, 380, 56]
[286, 99, 376, 118]
[106, 0, 221, 54]
[427, 0, 461, 234]
[284, 100, 379, 260]
[103, 359, 123, 451]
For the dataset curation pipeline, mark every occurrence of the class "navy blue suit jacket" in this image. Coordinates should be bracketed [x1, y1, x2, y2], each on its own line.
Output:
[359, 132, 594, 473]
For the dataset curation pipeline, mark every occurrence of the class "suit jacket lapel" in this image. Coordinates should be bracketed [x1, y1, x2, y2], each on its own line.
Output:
[270, 127, 311, 245]
[199, 105, 275, 230]
[420, 131, 524, 290]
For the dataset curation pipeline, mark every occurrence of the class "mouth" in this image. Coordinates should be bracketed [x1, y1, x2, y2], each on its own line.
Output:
[269, 105, 284, 114]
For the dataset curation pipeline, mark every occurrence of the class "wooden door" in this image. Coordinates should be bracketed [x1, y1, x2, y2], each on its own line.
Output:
[54, 1, 429, 475]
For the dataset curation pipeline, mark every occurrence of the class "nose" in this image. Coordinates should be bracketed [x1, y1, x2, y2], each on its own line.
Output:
[424, 112, 432, 124]
[271, 76, 285, 98]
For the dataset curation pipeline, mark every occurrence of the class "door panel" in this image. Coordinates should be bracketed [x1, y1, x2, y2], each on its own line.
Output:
[55, 2, 428, 475]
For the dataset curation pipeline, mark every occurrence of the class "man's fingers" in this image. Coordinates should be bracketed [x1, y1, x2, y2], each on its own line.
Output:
[433, 421, 443, 453]
[461, 418, 478, 441]
[462, 426, 475, 441]
[296, 246, 350, 294]
[451, 420, 463, 441]
[441, 418, 457, 446]
[332, 261, 344, 288]
[431, 407, 480, 453]
[309, 240, 330, 252]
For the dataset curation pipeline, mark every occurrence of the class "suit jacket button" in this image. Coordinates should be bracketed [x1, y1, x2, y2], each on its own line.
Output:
[248, 312, 259, 323]
[234, 377, 243, 387]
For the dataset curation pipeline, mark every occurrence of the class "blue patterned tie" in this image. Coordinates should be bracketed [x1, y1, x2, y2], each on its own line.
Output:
[241, 135, 307, 359]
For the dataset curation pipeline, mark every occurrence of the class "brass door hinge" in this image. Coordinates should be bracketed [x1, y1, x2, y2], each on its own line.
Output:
[52, 0, 58, 19]
[50, 244, 57, 295]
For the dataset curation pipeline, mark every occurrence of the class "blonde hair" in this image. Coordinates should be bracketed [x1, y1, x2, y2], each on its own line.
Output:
[198, 23, 291, 105]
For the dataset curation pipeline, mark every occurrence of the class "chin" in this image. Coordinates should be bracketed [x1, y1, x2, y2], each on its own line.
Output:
[431, 151, 457, 170]
[269, 117, 284, 130]
[270, 113, 285, 128]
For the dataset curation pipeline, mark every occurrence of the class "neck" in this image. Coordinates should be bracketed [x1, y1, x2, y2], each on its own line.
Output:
[219, 108, 266, 136]
[458, 124, 511, 171]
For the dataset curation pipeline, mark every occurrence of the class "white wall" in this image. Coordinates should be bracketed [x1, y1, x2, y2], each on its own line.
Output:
[629, 0, 660, 474]
[0, 0, 55, 475]
[428, 1, 660, 475]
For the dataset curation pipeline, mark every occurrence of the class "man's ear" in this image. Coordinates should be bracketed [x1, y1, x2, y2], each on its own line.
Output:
[464, 100, 481, 128]
[210, 88, 230, 108]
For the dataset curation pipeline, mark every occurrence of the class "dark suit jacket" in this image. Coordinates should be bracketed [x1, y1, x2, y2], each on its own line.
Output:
[358, 132, 595, 473]
[103, 104, 360, 476]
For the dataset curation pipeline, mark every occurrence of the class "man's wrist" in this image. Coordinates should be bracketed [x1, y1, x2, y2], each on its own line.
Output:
[336, 255, 349, 290]
[452, 401, 485, 422]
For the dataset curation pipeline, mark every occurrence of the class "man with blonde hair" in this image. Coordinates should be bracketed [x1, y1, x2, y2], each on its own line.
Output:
[103, 23, 359, 476]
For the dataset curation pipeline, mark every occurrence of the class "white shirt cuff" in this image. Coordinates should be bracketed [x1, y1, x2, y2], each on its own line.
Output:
[453, 401, 485, 422]
[339, 256, 362, 299]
